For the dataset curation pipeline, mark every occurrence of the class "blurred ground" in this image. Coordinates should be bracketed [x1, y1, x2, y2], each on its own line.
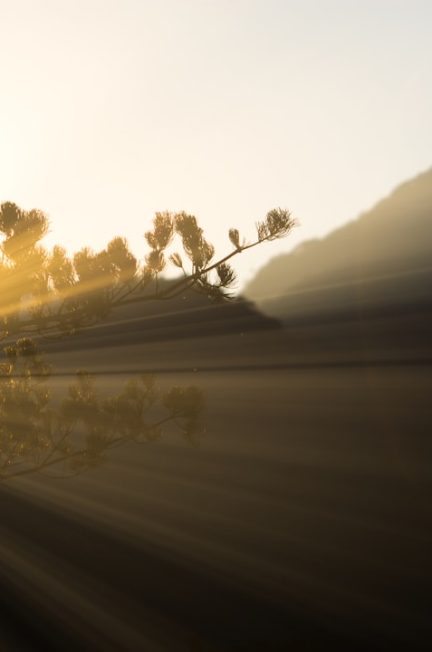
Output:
[0, 295, 431, 650]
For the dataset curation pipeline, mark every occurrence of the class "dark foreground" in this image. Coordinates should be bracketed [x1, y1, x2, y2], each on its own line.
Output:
[0, 301, 431, 650]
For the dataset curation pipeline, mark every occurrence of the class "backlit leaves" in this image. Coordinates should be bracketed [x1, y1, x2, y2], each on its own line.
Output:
[228, 228, 241, 249]
[256, 208, 295, 242]
[0, 201, 294, 337]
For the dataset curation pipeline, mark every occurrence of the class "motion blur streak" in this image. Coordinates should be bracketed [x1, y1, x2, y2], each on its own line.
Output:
[0, 282, 430, 650]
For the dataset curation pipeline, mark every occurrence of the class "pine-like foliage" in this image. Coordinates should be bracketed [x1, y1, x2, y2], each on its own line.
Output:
[0, 202, 294, 479]
[0, 202, 295, 336]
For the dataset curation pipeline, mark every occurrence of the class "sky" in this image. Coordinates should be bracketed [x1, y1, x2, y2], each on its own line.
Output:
[1, 0, 431, 289]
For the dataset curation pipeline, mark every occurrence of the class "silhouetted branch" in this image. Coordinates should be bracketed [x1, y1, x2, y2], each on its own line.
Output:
[0, 202, 295, 337]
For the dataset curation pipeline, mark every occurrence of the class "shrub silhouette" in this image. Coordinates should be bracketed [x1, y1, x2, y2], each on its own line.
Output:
[0, 203, 294, 479]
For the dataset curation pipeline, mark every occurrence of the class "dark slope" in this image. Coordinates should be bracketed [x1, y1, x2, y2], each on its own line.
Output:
[111, 278, 281, 338]
[33, 280, 281, 358]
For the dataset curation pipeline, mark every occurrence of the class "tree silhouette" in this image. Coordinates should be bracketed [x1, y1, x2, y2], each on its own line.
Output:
[0, 202, 295, 337]
[0, 202, 295, 479]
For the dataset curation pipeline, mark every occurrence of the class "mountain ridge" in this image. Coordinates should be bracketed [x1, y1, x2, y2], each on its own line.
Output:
[245, 167, 432, 302]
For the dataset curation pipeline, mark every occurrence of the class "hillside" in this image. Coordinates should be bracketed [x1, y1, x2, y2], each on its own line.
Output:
[245, 168, 432, 311]
[25, 280, 281, 361]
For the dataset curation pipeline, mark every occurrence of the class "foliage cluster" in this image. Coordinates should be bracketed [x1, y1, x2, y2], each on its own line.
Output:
[0, 202, 295, 337]
[0, 201, 294, 479]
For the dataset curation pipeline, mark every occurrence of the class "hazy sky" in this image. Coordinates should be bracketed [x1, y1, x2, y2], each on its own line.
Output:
[1, 0, 431, 288]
